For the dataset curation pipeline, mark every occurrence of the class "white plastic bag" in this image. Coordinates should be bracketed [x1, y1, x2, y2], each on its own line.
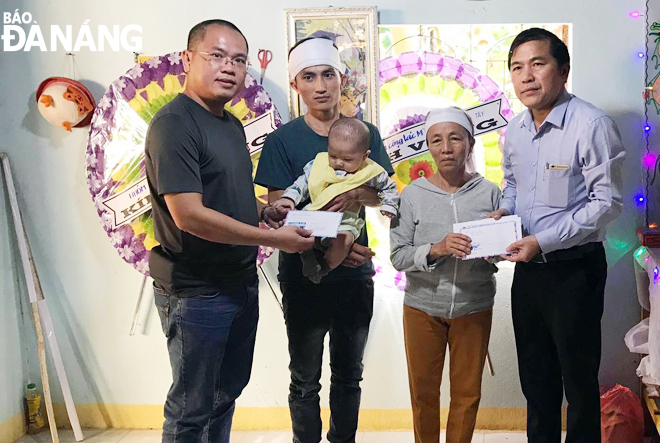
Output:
[637, 356, 660, 386]
[647, 267, 660, 381]
[645, 383, 660, 397]
[624, 318, 649, 354]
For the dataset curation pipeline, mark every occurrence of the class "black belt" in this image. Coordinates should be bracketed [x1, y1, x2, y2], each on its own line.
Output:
[530, 242, 601, 264]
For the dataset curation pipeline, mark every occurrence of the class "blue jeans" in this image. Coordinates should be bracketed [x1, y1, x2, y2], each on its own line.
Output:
[154, 277, 259, 443]
[281, 280, 374, 443]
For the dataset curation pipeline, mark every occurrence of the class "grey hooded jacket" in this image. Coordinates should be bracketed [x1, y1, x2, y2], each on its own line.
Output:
[390, 174, 501, 319]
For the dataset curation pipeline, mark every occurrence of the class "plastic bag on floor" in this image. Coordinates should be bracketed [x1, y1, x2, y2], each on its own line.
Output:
[625, 318, 650, 354]
[637, 356, 660, 386]
[645, 383, 660, 397]
[600, 384, 644, 443]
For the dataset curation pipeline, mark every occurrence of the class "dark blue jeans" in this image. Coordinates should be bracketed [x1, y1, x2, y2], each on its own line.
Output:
[154, 277, 259, 443]
[281, 280, 374, 443]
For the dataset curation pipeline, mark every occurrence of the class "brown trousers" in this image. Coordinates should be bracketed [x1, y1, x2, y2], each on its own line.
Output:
[403, 305, 492, 443]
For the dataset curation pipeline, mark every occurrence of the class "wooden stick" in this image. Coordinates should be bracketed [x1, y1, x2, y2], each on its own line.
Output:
[1, 153, 83, 441]
[259, 265, 283, 313]
[1, 155, 38, 301]
[130, 275, 148, 336]
[1, 153, 59, 442]
[486, 351, 495, 377]
[37, 300, 84, 441]
[30, 302, 58, 443]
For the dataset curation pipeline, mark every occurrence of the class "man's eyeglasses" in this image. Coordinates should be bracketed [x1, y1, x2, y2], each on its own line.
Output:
[191, 51, 250, 69]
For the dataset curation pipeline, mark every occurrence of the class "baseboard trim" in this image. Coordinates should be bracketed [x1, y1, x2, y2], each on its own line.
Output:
[0, 411, 26, 443]
[51, 404, 545, 431]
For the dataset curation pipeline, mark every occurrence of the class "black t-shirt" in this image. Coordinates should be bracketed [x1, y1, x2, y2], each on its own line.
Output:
[254, 116, 394, 284]
[145, 94, 259, 297]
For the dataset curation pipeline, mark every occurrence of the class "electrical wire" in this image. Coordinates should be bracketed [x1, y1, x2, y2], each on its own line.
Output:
[644, 0, 652, 226]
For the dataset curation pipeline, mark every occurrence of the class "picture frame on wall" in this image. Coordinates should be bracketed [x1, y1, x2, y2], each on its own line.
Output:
[284, 6, 379, 124]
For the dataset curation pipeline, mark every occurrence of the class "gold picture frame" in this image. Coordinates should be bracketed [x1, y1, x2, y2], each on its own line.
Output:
[285, 6, 379, 124]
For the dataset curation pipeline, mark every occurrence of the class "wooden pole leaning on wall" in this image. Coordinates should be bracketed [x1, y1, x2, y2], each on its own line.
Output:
[30, 299, 57, 443]
[486, 351, 495, 376]
[1, 153, 84, 442]
[129, 275, 148, 336]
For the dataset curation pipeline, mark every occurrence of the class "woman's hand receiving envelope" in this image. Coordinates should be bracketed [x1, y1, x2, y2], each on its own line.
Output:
[429, 233, 473, 259]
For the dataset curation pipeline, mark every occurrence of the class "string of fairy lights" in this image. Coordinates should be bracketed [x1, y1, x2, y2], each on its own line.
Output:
[633, 1, 659, 228]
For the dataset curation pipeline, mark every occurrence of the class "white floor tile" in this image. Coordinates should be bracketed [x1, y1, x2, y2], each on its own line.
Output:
[361, 431, 414, 443]
[351, 431, 365, 443]
[239, 430, 293, 443]
[438, 431, 484, 443]
[110, 429, 248, 443]
[483, 432, 528, 443]
[230, 430, 247, 443]
[116, 429, 162, 442]
[73, 429, 131, 443]
[16, 429, 130, 443]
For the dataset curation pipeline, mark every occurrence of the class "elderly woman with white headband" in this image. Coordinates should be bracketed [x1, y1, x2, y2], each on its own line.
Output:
[390, 107, 501, 443]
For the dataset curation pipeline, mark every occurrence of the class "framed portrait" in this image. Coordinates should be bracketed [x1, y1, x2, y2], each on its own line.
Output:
[285, 7, 379, 124]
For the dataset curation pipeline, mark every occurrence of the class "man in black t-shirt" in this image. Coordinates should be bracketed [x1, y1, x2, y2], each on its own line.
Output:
[254, 37, 394, 443]
[145, 20, 314, 443]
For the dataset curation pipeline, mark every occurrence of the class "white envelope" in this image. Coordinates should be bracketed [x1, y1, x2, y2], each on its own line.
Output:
[453, 215, 523, 260]
[283, 210, 343, 238]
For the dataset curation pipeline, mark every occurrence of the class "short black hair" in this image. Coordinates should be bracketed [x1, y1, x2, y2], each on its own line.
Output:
[288, 36, 338, 58]
[508, 27, 569, 70]
[328, 118, 371, 153]
[187, 19, 249, 53]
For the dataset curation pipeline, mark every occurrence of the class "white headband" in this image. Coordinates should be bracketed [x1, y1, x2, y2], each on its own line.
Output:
[288, 38, 343, 80]
[424, 107, 474, 138]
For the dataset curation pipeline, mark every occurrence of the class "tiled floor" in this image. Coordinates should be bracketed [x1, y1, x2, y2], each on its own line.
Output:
[15, 429, 545, 443]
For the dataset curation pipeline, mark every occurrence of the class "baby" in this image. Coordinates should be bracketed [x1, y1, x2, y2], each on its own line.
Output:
[272, 118, 399, 283]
